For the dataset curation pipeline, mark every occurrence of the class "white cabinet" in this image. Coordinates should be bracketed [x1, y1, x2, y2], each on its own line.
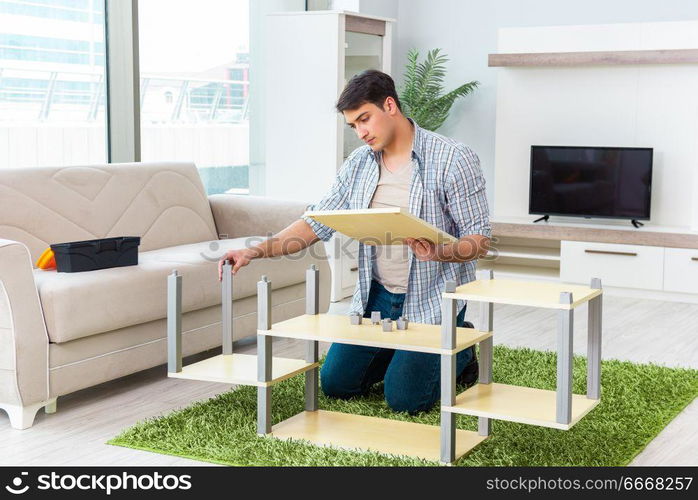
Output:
[486, 218, 698, 301]
[265, 11, 394, 301]
[264, 11, 394, 204]
[664, 248, 698, 294]
[324, 233, 360, 302]
[339, 236, 359, 292]
[560, 241, 664, 291]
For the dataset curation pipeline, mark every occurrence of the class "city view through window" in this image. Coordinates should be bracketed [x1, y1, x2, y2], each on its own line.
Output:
[139, 0, 250, 194]
[0, 0, 108, 167]
[0, 0, 250, 195]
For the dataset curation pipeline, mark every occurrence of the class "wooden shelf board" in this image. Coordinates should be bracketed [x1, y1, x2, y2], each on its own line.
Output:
[345, 14, 386, 36]
[443, 383, 599, 431]
[477, 263, 560, 281]
[488, 48, 698, 67]
[491, 218, 698, 249]
[444, 278, 600, 309]
[489, 245, 561, 261]
[270, 410, 486, 463]
[259, 314, 492, 354]
[168, 353, 317, 387]
[303, 207, 458, 245]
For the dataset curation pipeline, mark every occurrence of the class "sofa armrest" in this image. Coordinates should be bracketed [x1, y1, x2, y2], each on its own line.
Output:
[209, 194, 312, 240]
[0, 239, 49, 407]
[208, 196, 332, 304]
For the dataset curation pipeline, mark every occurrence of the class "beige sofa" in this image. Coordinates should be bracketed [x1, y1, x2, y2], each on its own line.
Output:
[0, 162, 330, 429]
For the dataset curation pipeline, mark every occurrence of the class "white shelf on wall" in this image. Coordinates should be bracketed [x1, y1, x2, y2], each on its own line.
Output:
[488, 48, 698, 67]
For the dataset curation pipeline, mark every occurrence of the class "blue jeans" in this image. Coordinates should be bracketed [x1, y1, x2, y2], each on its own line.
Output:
[320, 279, 475, 415]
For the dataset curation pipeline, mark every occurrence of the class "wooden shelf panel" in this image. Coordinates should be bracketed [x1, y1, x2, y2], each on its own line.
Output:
[271, 410, 486, 463]
[443, 383, 599, 430]
[346, 14, 386, 36]
[491, 219, 698, 249]
[477, 263, 560, 281]
[168, 353, 317, 387]
[488, 48, 698, 67]
[443, 278, 600, 309]
[303, 207, 458, 245]
[259, 314, 492, 354]
[489, 245, 561, 261]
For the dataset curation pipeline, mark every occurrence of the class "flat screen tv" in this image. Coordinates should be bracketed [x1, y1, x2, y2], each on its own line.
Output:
[529, 145, 653, 221]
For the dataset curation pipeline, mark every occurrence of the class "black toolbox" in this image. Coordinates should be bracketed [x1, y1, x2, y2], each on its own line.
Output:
[51, 236, 141, 273]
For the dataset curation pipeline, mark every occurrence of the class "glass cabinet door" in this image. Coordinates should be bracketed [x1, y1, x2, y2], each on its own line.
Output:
[343, 31, 384, 159]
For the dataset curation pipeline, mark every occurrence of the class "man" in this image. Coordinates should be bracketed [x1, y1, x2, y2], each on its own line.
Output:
[218, 69, 490, 415]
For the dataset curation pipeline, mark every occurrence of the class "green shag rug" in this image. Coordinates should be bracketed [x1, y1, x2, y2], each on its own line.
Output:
[108, 346, 698, 466]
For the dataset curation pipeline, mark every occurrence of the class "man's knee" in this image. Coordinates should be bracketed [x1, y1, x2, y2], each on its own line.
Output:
[384, 385, 437, 415]
[320, 364, 356, 399]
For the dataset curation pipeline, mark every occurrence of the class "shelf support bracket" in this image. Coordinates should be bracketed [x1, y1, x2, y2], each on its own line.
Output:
[476, 269, 494, 436]
[440, 280, 457, 464]
[167, 270, 182, 374]
[587, 278, 602, 400]
[222, 260, 233, 355]
[305, 265, 320, 412]
[257, 275, 272, 435]
[556, 291, 574, 425]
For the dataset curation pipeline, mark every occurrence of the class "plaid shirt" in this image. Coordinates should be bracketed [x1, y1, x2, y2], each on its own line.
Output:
[301, 120, 491, 325]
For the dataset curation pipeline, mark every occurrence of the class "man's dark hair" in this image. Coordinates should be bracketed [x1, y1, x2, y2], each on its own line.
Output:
[335, 69, 402, 113]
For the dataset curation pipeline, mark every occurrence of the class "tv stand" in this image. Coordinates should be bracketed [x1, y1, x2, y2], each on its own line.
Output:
[631, 219, 644, 229]
[533, 215, 549, 223]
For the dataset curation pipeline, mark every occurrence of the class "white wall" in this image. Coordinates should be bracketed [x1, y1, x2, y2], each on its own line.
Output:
[355, 0, 398, 21]
[394, 0, 698, 212]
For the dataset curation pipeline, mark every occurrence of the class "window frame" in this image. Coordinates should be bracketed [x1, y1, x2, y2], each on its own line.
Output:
[105, 0, 140, 162]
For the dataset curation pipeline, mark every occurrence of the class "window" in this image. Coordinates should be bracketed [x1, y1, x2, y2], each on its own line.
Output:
[138, 0, 250, 195]
[0, 0, 107, 168]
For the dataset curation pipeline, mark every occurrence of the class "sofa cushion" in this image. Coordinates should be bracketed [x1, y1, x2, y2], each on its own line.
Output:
[0, 162, 219, 264]
[34, 238, 320, 343]
[48, 283, 310, 369]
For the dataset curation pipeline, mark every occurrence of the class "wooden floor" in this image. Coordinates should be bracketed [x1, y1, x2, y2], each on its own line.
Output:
[1, 294, 696, 466]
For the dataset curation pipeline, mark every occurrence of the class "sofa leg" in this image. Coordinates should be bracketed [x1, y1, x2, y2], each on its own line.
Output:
[44, 398, 57, 414]
[1, 398, 57, 429]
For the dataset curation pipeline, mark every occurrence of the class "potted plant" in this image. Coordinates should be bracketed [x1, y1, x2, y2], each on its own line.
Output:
[400, 48, 479, 131]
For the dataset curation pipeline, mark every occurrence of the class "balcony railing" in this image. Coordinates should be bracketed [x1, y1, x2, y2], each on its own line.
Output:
[0, 65, 249, 123]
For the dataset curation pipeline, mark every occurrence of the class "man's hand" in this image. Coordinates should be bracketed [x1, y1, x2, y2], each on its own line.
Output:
[216, 220, 320, 281]
[405, 238, 440, 262]
[218, 248, 259, 281]
[405, 235, 490, 263]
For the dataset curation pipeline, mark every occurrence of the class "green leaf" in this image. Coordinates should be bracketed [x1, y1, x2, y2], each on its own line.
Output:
[399, 48, 420, 117]
[398, 49, 478, 131]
